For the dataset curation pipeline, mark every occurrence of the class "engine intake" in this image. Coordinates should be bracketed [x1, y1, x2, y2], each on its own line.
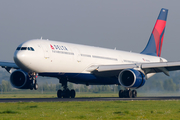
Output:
[10, 70, 31, 89]
[118, 69, 145, 89]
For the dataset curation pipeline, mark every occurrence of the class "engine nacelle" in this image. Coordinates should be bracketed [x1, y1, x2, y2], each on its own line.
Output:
[118, 69, 146, 89]
[10, 70, 32, 89]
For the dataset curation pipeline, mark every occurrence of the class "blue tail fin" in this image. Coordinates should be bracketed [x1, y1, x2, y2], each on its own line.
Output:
[141, 8, 168, 57]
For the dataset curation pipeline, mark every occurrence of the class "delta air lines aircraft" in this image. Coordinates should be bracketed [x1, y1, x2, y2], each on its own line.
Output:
[1, 8, 179, 98]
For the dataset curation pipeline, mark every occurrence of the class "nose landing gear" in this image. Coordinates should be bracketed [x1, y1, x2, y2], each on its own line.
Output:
[29, 72, 38, 90]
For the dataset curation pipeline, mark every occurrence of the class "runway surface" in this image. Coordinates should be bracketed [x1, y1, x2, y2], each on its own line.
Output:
[0, 96, 180, 102]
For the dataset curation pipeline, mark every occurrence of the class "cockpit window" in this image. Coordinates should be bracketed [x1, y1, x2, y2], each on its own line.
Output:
[30, 47, 35, 51]
[21, 47, 27, 50]
[16, 47, 21, 50]
[16, 47, 35, 51]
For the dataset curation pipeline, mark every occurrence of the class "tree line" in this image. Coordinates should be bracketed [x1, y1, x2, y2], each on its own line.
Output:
[0, 78, 179, 93]
[0, 80, 119, 93]
[1, 70, 180, 93]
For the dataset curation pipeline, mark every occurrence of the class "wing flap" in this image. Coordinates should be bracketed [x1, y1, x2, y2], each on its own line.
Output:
[87, 61, 180, 77]
[142, 61, 180, 71]
[97, 64, 137, 72]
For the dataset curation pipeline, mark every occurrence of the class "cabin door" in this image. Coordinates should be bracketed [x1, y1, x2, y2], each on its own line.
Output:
[74, 48, 82, 62]
[41, 45, 50, 58]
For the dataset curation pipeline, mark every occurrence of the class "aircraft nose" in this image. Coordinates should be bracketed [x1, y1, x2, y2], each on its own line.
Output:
[14, 51, 24, 63]
[14, 51, 30, 70]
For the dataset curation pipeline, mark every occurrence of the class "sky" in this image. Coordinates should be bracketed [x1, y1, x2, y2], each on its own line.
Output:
[0, 0, 180, 61]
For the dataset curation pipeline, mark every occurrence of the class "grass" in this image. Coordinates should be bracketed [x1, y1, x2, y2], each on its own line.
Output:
[0, 110, 19, 114]
[0, 100, 180, 119]
[0, 92, 180, 119]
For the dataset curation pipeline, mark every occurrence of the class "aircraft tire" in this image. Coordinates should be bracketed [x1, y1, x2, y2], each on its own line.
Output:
[63, 89, 70, 98]
[34, 83, 38, 90]
[132, 90, 137, 98]
[70, 89, 76, 98]
[29, 83, 34, 90]
[119, 90, 124, 98]
[127, 90, 132, 98]
[57, 90, 62, 98]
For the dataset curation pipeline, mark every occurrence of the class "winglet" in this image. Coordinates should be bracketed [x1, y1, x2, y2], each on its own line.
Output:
[141, 8, 168, 57]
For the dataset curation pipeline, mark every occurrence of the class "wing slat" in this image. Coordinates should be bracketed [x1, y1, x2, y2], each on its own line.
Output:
[0, 61, 19, 69]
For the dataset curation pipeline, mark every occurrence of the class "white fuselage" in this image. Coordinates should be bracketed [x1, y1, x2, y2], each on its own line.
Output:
[13, 39, 167, 77]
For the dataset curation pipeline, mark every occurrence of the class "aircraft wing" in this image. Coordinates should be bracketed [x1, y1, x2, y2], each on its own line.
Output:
[0, 61, 19, 73]
[87, 61, 180, 77]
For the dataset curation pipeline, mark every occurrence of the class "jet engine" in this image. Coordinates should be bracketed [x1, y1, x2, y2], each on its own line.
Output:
[10, 70, 32, 89]
[118, 69, 146, 89]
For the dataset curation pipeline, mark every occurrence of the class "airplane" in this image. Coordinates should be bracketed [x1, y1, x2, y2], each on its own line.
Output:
[1, 8, 180, 98]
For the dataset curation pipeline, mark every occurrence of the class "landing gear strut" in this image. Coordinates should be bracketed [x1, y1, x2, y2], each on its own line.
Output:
[119, 89, 137, 98]
[57, 78, 76, 98]
[29, 72, 38, 90]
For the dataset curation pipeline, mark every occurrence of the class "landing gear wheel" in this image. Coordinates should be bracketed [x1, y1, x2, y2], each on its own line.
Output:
[29, 83, 34, 90]
[132, 90, 137, 98]
[70, 89, 76, 98]
[58, 78, 76, 98]
[118, 89, 135, 98]
[57, 90, 62, 98]
[127, 90, 132, 98]
[119, 90, 124, 98]
[34, 83, 38, 90]
[63, 89, 70, 98]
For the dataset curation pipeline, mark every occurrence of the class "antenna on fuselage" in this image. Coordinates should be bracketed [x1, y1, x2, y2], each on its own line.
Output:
[40, 37, 43, 40]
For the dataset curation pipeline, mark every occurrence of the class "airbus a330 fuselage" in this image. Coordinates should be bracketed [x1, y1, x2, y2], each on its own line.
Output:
[14, 39, 166, 85]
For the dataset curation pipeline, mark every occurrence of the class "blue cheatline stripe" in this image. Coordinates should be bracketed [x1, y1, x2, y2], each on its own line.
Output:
[38, 72, 119, 85]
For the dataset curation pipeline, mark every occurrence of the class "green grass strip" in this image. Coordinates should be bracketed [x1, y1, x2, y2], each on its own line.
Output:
[0, 100, 179, 119]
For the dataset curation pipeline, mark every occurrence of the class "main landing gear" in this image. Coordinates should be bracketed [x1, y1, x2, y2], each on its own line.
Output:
[57, 78, 76, 98]
[119, 89, 137, 98]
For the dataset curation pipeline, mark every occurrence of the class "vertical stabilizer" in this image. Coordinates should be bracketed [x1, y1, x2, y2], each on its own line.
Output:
[141, 8, 168, 57]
